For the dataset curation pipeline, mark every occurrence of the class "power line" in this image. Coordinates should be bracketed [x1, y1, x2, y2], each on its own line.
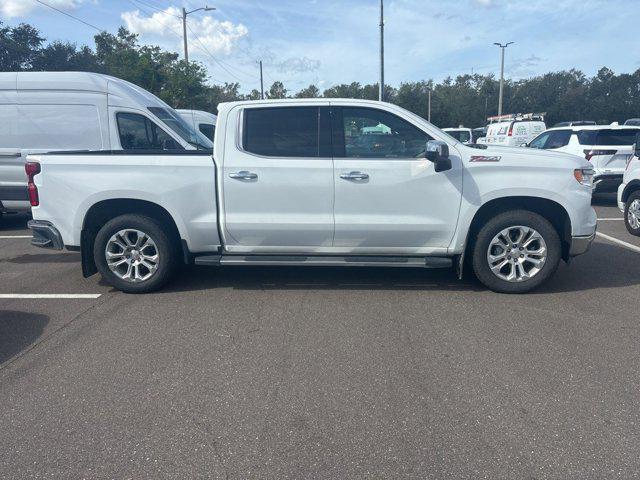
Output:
[124, 0, 226, 84]
[186, 23, 259, 82]
[34, 0, 104, 32]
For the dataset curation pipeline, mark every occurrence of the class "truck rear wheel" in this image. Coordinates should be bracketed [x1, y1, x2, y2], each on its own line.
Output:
[471, 210, 561, 293]
[624, 191, 640, 236]
[94, 214, 178, 293]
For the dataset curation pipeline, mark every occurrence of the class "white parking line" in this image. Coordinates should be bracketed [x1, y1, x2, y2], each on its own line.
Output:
[0, 235, 31, 238]
[0, 294, 102, 299]
[597, 218, 624, 221]
[596, 232, 640, 254]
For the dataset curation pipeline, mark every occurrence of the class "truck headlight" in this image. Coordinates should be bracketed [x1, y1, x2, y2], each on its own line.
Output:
[574, 168, 595, 187]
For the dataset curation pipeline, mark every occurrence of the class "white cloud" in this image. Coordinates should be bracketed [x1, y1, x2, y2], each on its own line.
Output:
[277, 56, 320, 73]
[121, 6, 248, 56]
[0, 0, 84, 17]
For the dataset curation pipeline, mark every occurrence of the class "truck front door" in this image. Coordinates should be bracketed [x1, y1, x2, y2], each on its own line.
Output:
[332, 106, 463, 253]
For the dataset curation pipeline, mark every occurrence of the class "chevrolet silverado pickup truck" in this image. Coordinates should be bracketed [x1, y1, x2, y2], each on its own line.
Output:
[27, 99, 597, 294]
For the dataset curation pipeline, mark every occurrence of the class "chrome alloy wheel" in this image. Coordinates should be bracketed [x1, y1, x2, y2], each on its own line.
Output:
[486, 225, 547, 282]
[628, 199, 640, 230]
[105, 229, 159, 282]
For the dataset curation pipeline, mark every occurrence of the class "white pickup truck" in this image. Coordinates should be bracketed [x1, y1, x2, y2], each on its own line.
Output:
[27, 99, 597, 294]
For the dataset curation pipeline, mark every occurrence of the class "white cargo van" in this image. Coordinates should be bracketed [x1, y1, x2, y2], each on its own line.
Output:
[484, 113, 546, 147]
[177, 109, 217, 142]
[0, 72, 212, 214]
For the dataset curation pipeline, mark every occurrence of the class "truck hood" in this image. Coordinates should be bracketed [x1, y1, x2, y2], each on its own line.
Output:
[470, 145, 590, 168]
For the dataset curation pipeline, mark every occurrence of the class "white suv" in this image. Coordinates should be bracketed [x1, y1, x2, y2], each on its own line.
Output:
[618, 139, 640, 236]
[528, 125, 640, 193]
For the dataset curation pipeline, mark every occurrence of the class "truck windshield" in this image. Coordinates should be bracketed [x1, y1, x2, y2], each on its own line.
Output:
[148, 107, 213, 150]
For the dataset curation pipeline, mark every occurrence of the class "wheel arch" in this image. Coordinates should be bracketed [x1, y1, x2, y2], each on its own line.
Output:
[80, 199, 185, 277]
[464, 196, 572, 262]
[621, 180, 640, 202]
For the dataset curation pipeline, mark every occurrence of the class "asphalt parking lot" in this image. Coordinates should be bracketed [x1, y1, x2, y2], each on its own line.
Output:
[1, 195, 639, 479]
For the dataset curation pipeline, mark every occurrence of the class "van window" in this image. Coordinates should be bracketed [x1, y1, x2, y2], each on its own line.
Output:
[198, 123, 215, 142]
[243, 107, 320, 157]
[15, 104, 103, 150]
[338, 107, 431, 158]
[148, 106, 212, 150]
[117, 112, 183, 150]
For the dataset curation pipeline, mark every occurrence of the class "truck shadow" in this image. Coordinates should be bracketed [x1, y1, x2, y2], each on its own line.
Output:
[0, 311, 49, 365]
[4, 253, 80, 264]
[162, 265, 484, 293]
[160, 241, 639, 294]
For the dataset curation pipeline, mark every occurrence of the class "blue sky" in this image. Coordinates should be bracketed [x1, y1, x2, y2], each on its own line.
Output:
[2, 0, 640, 93]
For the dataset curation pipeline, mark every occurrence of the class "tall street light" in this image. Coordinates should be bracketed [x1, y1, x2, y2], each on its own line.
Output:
[182, 5, 216, 64]
[494, 41, 513, 116]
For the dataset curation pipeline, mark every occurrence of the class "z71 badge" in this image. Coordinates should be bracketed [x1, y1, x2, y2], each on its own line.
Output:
[469, 156, 502, 162]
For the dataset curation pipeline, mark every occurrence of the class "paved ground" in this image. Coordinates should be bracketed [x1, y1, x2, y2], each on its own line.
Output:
[1, 195, 639, 479]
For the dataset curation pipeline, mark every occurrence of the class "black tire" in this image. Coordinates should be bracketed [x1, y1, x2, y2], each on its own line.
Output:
[471, 210, 561, 294]
[94, 214, 179, 293]
[624, 191, 640, 236]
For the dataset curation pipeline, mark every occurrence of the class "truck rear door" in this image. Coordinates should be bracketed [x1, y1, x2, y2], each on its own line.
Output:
[221, 105, 334, 251]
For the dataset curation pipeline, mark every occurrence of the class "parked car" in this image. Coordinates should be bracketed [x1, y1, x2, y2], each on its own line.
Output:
[177, 109, 217, 142]
[553, 121, 597, 127]
[0, 72, 212, 214]
[484, 113, 546, 147]
[617, 134, 640, 236]
[527, 125, 640, 192]
[443, 127, 473, 144]
[27, 99, 596, 294]
[624, 119, 640, 126]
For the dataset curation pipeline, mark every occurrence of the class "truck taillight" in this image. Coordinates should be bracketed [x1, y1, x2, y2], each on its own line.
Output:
[25, 162, 40, 206]
[583, 149, 616, 161]
[507, 124, 513, 136]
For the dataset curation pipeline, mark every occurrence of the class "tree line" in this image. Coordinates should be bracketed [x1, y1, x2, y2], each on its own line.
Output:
[2, 21, 640, 127]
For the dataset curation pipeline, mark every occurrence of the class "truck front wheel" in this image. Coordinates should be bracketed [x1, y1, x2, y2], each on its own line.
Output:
[471, 210, 561, 294]
[94, 214, 178, 293]
[624, 191, 640, 236]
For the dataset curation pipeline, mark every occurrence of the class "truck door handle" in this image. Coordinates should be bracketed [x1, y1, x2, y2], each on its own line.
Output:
[229, 170, 258, 180]
[340, 171, 369, 181]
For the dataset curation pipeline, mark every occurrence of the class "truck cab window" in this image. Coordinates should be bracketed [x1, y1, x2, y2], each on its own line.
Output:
[340, 107, 431, 158]
[243, 107, 320, 157]
[117, 112, 183, 151]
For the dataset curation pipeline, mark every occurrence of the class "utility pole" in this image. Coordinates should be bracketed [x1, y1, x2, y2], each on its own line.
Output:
[379, 0, 384, 102]
[428, 89, 431, 122]
[494, 42, 513, 116]
[182, 5, 216, 63]
[259, 60, 264, 99]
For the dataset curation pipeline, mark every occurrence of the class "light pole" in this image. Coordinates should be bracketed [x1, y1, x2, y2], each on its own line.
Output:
[379, 0, 384, 101]
[182, 5, 215, 63]
[494, 42, 513, 116]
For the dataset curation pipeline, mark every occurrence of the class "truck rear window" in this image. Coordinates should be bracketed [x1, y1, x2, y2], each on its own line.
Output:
[243, 107, 320, 157]
[577, 129, 640, 145]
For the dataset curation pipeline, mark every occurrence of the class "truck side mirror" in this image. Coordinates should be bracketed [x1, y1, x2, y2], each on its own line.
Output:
[425, 140, 452, 172]
[635, 133, 640, 158]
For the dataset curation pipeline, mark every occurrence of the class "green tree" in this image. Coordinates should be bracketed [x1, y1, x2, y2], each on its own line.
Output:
[267, 81, 287, 99]
[295, 84, 320, 98]
[0, 22, 44, 70]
